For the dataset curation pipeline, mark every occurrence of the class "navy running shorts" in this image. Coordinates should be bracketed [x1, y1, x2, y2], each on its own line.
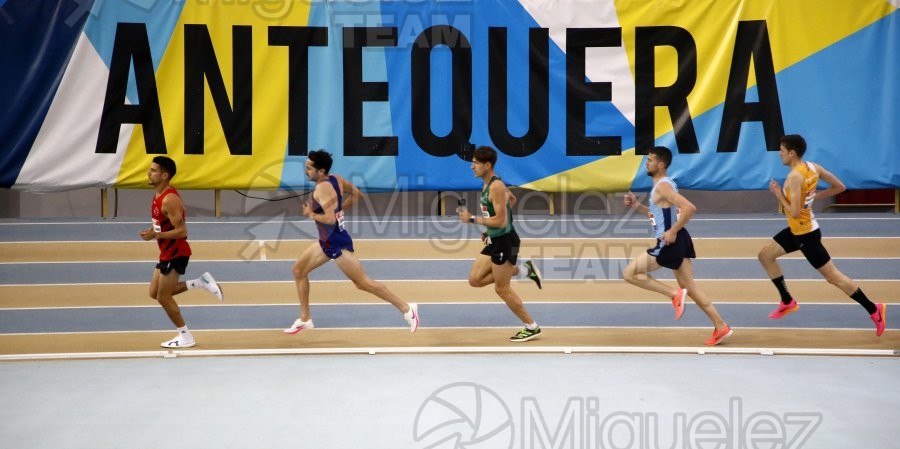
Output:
[647, 228, 696, 270]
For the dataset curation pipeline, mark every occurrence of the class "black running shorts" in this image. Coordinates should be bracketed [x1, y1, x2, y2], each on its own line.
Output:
[157, 256, 190, 275]
[773, 227, 831, 269]
[481, 230, 521, 266]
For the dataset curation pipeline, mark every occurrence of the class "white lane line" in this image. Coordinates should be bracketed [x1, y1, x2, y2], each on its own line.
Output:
[3, 236, 898, 244]
[2, 278, 899, 287]
[0, 301, 888, 312]
[0, 344, 895, 361]
[2, 216, 898, 226]
[4, 256, 899, 265]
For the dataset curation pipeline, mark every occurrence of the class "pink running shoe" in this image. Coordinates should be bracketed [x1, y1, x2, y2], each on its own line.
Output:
[769, 299, 799, 319]
[704, 325, 733, 346]
[871, 303, 887, 337]
[672, 288, 687, 320]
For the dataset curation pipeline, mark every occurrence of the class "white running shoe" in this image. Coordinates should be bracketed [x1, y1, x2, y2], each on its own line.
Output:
[161, 334, 196, 349]
[200, 272, 224, 301]
[284, 318, 314, 334]
[405, 303, 419, 333]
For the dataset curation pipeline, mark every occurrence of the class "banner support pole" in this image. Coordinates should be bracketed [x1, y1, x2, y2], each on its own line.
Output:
[100, 188, 109, 219]
[215, 189, 221, 218]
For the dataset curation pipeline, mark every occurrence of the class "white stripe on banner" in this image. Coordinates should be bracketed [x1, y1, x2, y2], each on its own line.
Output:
[519, 0, 636, 126]
[16, 33, 130, 192]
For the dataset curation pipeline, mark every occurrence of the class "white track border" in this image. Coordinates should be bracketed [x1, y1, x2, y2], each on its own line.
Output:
[1, 345, 896, 361]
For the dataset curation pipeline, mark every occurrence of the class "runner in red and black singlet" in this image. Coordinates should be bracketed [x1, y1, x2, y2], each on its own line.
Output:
[151, 186, 192, 262]
[140, 156, 223, 349]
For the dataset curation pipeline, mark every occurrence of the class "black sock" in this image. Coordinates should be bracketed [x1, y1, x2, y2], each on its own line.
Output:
[850, 288, 878, 315]
[771, 276, 792, 304]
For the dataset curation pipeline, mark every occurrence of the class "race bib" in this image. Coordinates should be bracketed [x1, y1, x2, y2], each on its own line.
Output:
[648, 209, 680, 227]
[335, 210, 346, 231]
[803, 190, 816, 209]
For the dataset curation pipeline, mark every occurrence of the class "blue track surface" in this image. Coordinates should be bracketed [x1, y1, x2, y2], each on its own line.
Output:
[2, 213, 899, 241]
[0, 303, 888, 334]
[0, 258, 897, 284]
[1, 214, 898, 334]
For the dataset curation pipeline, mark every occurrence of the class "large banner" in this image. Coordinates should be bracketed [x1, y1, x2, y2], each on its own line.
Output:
[2, 0, 898, 192]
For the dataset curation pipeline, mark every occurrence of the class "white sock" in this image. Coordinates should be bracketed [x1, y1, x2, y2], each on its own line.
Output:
[525, 322, 538, 330]
[178, 325, 194, 342]
[186, 278, 201, 289]
[516, 264, 526, 278]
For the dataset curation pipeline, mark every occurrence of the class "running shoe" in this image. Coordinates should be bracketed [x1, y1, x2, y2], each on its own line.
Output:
[768, 299, 799, 319]
[704, 325, 733, 346]
[524, 260, 543, 289]
[509, 326, 541, 342]
[405, 303, 419, 333]
[871, 303, 887, 337]
[161, 334, 196, 349]
[672, 288, 687, 320]
[200, 272, 224, 301]
[283, 318, 314, 334]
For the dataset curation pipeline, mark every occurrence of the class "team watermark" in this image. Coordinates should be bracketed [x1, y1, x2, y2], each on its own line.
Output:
[414, 382, 823, 449]
[66, 0, 479, 27]
[235, 165, 654, 273]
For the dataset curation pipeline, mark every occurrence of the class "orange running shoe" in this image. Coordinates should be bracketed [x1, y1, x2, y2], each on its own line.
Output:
[672, 288, 687, 320]
[704, 325, 733, 346]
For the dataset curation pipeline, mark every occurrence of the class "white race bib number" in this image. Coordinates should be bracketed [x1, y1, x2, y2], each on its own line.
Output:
[335, 210, 346, 231]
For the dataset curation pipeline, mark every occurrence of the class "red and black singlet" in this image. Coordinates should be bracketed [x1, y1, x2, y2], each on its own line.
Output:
[151, 187, 192, 261]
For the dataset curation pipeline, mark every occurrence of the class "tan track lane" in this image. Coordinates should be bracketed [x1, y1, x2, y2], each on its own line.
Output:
[0, 328, 896, 356]
[3, 238, 900, 262]
[1, 280, 897, 308]
[3, 235, 897, 357]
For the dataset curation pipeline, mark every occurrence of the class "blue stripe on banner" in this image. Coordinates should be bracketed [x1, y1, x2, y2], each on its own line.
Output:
[382, 0, 636, 190]
[81, 0, 185, 105]
[774, 11, 900, 189]
[634, 10, 900, 193]
[282, 0, 400, 192]
[0, 0, 94, 187]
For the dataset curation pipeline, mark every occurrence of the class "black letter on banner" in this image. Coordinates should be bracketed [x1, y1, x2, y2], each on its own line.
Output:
[566, 28, 622, 156]
[184, 25, 252, 155]
[634, 26, 699, 155]
[343, 27, 398, 156]
[96, 23, 166, 154]
[411, 25, 473, 157]
[488, 27, 550, 157]
[269, 26, 328, 156]
[717, 20, 784, 152]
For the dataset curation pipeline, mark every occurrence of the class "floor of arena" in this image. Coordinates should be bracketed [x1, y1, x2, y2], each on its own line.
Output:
[1, 213, 897, 447]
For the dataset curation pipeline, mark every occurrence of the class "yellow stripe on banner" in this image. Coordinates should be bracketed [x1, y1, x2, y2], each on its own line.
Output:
[116, 2, 312, 189]
[521, 150, 644, 193]
[613, 0, 895, 139]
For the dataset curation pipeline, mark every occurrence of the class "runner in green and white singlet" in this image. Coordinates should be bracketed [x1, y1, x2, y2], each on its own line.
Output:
[458, 146, 543, 342]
